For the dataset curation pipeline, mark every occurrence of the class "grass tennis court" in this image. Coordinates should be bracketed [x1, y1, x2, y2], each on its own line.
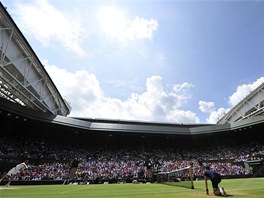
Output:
[1, 178, 263, 198]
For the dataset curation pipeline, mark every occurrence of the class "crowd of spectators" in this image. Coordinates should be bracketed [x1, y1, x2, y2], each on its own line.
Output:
[0, 135, 263, 183]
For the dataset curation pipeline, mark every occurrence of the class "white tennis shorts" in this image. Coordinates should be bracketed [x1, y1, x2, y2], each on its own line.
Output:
[7, 168, 18, 176]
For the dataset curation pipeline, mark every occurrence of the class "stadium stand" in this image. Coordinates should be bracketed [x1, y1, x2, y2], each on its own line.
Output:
[0, 126, 263, 184]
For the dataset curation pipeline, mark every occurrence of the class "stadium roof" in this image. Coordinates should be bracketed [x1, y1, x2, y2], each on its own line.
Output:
[1, 96, 264, 136]
[0, 2, 71, 116]
[217, 81, 264, 124]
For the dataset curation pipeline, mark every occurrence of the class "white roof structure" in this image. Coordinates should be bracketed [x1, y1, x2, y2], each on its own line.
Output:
[0, 3, 71, 116]
[218, 81, 264, 124]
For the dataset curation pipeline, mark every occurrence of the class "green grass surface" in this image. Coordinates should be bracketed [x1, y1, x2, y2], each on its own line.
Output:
[1, 178, 263, 198]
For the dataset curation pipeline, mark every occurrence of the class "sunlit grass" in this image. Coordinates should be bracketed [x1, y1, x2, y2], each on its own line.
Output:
[1, 177, 264, 198]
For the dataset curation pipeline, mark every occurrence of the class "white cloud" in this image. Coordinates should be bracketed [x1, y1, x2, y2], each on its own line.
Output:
[98, 6, 158, 42]
[206, 108, 229, 124]
[127, 16, 158, 40]
[199, 101, 215, 113]
[43, 61, 102, 117]
[44, 62, 199, 123]
[14, 2, 158, 55]
[228, 77, 264, 107]
[14, 0, 86, 56]
[199, 101, 229, 124]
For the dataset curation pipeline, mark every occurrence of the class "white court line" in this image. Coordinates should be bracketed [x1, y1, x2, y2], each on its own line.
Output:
[0, 187, 16, 190]
[59, 185, 93, 194]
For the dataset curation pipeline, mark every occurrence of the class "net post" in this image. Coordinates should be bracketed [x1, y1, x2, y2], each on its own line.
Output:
[189, 165, 194, 189]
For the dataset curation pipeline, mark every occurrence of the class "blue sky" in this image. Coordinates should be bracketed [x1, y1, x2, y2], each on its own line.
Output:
[2, 0, 264, 124]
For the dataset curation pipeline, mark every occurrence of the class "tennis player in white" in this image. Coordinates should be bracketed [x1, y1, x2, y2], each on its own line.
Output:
[0, 159, 29, 186]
